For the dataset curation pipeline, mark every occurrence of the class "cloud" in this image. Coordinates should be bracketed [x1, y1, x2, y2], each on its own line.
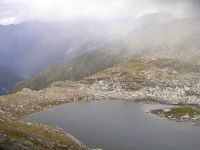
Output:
[0, 0, 199, 25]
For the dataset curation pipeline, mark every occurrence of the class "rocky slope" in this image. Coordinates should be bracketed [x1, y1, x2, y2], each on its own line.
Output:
[82, 58, 200, 105]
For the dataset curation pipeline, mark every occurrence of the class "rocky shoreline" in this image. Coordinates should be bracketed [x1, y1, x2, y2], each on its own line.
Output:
[0, 82, 93, 150]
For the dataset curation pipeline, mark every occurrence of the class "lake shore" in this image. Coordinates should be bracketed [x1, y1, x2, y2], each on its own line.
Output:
[1, 80, 200, 149]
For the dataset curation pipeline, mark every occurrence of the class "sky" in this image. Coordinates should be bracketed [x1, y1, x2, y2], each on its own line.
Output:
[0, 0, 200, 25]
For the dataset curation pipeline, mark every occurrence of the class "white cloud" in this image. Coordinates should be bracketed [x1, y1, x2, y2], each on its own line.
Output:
[0, 16, 17, 25]
[0, 0, 199, 25]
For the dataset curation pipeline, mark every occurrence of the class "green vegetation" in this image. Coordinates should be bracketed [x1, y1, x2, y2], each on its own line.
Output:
[151, 106, 200, 118]
[12, 49, 124, 92]
[93, 59, 148, 79]
[0, 118, 86, 150]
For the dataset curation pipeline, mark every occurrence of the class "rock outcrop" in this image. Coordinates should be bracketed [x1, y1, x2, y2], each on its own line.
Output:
[83, 58, 200, 105]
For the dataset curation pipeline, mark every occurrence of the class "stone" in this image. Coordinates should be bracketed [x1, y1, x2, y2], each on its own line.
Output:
[0, 109, 6, 115]
[0, 133, 7, 143]
[184, 86, 190, 92]
[181, 115, 190, 120]
[163, 109, 171, 113]
[172, 70, 178, 74]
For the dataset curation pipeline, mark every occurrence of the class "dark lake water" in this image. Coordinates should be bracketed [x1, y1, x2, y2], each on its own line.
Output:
[27, 100, 200, 150]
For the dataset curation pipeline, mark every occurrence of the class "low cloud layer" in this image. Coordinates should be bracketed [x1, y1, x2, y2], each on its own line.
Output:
[0, 0, 200, 25]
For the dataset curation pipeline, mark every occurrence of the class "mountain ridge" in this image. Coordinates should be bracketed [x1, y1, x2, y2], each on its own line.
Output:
[12, 49, 125, 92]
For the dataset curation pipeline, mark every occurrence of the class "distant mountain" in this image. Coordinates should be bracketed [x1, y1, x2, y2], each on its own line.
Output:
[0, 65, 21, 95]
[12, 17, 200, 92]
[0, 14, 181, 76]
[1, 15, 199, 76]
[12, 49, 125, 92]
[0, 21, 112, 76]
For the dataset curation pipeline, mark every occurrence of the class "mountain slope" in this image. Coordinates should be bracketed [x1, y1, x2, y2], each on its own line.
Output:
[12, 17, 200, 93]
[12, 49, 124, 92]
[0, 65, 21, 95]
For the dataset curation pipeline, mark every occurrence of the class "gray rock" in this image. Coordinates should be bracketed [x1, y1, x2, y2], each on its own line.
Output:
[0, 133, 7, 143]
[163, 109, 171, 113]
[181, 115, 190, 120]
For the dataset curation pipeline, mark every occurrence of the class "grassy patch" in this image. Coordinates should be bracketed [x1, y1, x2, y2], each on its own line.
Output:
[151, 106, 200, 118]
[126, 60, 147, 76]
[0, 119, 83, 149]
[19, 123, 71, 145]
[94, 59, 148, 79]
[0, 122, 27, 140]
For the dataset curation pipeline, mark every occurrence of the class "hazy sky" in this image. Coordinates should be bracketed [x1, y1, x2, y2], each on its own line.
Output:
[0, 0, 199, 25]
